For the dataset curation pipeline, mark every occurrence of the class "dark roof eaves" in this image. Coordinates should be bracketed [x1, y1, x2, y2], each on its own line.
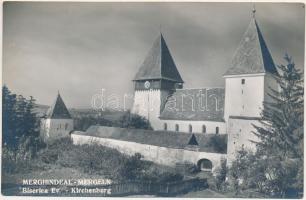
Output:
[223, 71, 266, 77]
[133, 77, 184, 83]
[229, 115, 262, 120]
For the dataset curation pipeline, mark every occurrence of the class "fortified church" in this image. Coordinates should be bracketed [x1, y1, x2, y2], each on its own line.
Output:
[40, 10, 279, 171]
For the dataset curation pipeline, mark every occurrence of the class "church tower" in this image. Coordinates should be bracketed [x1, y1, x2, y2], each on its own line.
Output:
[224, 9, 279, 163]
[40, 92, 74, 141]
[131, 33, 184, 129]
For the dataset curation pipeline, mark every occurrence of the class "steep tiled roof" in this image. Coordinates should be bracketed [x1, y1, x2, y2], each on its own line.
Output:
[224, 17, 277, 76]
[73, 126, 227, 154]
[46, 93, 72, 119]
[160, 88, 225, 121]
[133, 33, 184, 83]
[188, 134, 199, 146]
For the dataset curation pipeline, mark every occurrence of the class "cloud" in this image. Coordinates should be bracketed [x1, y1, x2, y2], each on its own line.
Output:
[3, 2, 304, 108]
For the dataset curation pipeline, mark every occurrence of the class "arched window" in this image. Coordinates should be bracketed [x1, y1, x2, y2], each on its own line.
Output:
[189, 124, 192, 133]
[175, 124, 179, 132]
[216, 127, 219, 134]
[65, 123, 68, 130]
[202, 125, 206, 133]
[164, 123, 167, 131]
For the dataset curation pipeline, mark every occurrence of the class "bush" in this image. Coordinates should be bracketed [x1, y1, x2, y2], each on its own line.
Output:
[227, 148, 302, 198]
[119, 153, 148, 180]
[73, 110, 152, 131]
[74, 116, 113, 131]
[5, 136, 185, 184]
[2, 135, 48, 175]
[157, 172, 184, 183]
[117, 153, 182, 182]
[18, 136, 46, 159]
[175, 162, 200, 175]
[227, 149, 252, 194]
[38, 137, 73, 164]
[45, 140, 128, 178]
[213, 158, 228, 192]
[118, 111, 152, 130]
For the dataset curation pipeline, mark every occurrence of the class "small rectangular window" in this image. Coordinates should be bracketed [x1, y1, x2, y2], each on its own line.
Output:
[241, 79, 245, 84]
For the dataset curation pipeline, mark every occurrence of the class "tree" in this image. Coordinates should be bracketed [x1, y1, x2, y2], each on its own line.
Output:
[251, 54, 304, 197]
[24, 96, 39, 137]
[228, 149, 252, 194]
[214, 158, 228, 191]
[227, 55, 303, 197]
[119, 153, 148, 180]
[119, 110, 152, 130]
[2, 86, 40, 150]
[2, 85, 18, 148]
[74, 115, 112, 131]
[253, 54, 303, 158]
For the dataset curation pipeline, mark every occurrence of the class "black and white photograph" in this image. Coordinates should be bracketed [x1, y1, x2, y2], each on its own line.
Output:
[1, 2, 304, 198]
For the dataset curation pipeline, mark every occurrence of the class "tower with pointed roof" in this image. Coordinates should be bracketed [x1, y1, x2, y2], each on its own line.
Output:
[131, 33, 184, 129]
[40, 92, 74, 141]
[224, 8, 279, 164]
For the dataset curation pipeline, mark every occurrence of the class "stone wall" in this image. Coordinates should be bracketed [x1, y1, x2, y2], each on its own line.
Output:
[224, 74, 265, 120]
[71, 133, 226, 172]
[131, 89, 170, 129]
[226, 117, 260, 165]
[40, 118, 74, 141]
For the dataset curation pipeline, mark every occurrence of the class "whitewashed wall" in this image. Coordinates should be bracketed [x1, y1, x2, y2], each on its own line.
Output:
[41, 118, 74, 141]
[224, 74, 265, 120]
[131, 89, 170, 129]
[226, 118, 261, 165]
[264, 73, 279, 103]
[71, 133, 226, 171]
[156, 119, 226, 134]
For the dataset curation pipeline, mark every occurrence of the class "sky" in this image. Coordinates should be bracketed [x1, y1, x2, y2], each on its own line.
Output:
[3, 2, 305, 109]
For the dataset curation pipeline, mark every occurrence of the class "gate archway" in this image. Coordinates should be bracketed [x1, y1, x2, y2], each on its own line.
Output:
[197, 159, 213, 172]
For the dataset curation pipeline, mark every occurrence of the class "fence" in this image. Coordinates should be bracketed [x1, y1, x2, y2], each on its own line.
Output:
[80, 178, 208, 197]
[2, 178, 208, 197]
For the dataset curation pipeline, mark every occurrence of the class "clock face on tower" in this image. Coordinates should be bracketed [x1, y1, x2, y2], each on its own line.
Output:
[144, 81, 150, 89]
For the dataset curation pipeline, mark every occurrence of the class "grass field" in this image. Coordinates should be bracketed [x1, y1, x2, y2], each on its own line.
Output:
[2, 164, 106, 186]
[180, 189, 226, 198]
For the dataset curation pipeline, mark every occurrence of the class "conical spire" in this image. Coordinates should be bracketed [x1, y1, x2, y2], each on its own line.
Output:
[46, 92, 72, 119]
[224, 10, 277, 76]
[133, 33, 184, 83]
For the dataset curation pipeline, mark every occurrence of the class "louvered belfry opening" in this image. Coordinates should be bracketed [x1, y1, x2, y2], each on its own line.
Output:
[133, 33, 184, 91]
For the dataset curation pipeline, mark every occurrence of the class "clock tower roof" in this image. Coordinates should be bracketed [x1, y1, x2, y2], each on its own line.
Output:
[133, 33, 184, 83]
